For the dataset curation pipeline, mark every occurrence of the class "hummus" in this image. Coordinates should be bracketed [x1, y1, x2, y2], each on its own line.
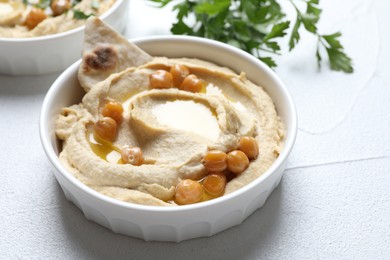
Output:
[55, 18, 284, 206]
[0, 0, 114, 38]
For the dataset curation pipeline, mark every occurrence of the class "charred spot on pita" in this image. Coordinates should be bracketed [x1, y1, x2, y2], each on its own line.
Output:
[85, 45, 117, 70]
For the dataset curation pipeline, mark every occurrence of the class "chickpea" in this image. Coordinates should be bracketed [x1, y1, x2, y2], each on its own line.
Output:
[149, 70, 173, 89]
[170, 64, 190, 87]
[93, 117, 117, 142]
[24, 8, 47, 30]
[102, 101, 124, 124]
[175, 179, 203, 205]
[121, 147, 144, 166]
[226, 150, 249, 174]
[50, 0, 71, 16]
[203, 173, 226, 196]
[238, 136, 259, 159]
[202, 150, 227, 173]
[180, 74, 203, 93]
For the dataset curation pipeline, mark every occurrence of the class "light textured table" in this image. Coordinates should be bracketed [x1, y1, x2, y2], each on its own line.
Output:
[1, 0, 389, 259]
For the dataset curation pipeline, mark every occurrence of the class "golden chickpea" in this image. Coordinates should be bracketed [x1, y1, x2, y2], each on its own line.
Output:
[50, 0, 71, 16]
[170, 64, 190, 87]
[93, 117, 117, 142]
[102, 101, 124, 124]
[24, 8, 47, 30]
[121, 147, 144, 166]
[175, 179, 203, 205]
[179, 74, 203, 93]
[203, 173, 226, 196]
[238, 136, 259, 159]
[226, 150, 249, 174]
[149, 70, 173, 89]
[202, 150, 227, 173]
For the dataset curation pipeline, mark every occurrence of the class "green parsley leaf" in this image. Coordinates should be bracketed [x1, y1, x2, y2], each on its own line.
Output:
[300, 13, 318, 33]
[73, 9, 93, 20]
[322, 32, 343, 49]
[260, 56, 277, 68]
[320, 32, 353, 73]
[288, 18, 301, 51]
[230, 19, 252, 42]
[242, 0, 284, 25]
[173, 1, 191, 20]
[326, 48, 353, 73]
[263, 21, 290, 41]
[264, 41, 281, 52]
[195, 0, 230, 16]
[171, 20, 193, 35]
[307, 3, 322, 18]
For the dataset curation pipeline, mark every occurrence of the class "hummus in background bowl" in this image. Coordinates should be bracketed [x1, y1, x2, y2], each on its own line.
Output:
[0, 0, 128, 75]
[40, 18, 297, 241]
[0, 0, 115, 38]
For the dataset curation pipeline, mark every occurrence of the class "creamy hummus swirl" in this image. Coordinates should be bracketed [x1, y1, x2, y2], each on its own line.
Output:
[56, 56, 284, 206]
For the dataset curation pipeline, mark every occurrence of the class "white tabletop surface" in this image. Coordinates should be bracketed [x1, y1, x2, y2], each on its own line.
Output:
[1, 0, 389, 259]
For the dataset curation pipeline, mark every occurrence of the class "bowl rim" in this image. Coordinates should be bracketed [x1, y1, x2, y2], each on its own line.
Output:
[39, 35, 297, 213]
[0, 0, 124, 42]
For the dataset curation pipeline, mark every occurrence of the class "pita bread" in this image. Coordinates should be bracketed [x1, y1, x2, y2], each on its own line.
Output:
[78, 17, 152, 92]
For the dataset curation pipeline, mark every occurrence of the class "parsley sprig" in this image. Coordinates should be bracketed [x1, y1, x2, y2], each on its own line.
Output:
[149, 0, 353, 73]
[73, 9, 94, 20]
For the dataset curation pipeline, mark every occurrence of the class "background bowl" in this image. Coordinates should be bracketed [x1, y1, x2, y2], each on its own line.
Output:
[40, 36, 297, 242]
[0, 0, 129, 76]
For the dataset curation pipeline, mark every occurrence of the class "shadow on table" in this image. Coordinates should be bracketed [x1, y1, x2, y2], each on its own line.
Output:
[56, 181, 284, 260]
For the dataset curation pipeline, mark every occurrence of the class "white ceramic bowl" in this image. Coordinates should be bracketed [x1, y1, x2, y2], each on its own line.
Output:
[0, 0, 129, 76]
[40, 36, 297, 242]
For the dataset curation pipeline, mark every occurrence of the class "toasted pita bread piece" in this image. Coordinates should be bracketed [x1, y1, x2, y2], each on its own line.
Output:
[78, 17, 152, 92]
